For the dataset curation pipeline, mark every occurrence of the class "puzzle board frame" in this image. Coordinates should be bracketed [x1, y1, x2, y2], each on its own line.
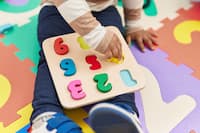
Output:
[43, 27, 145, 109]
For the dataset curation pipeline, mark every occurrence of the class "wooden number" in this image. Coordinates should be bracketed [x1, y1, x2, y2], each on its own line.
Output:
[93, 73, 112, 93]
[85, 55, 101, 70]
[107, 55, 124, 64]
[54, 37, 69, 55]
[68, 80, 86, 100]
[60, 58, 76, 76]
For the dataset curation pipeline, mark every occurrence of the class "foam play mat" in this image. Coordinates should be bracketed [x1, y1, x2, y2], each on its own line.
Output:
[0, 0, 199, 133]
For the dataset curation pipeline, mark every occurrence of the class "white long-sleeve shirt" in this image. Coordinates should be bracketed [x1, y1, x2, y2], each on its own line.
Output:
[57, 0, 143, 52]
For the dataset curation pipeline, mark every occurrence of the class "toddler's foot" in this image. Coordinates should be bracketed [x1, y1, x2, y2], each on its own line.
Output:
[29, 112, 82, 133]
[89, 103, 143, 133]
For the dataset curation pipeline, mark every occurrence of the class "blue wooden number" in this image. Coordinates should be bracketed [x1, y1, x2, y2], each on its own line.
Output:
[60, 58, 76, 76]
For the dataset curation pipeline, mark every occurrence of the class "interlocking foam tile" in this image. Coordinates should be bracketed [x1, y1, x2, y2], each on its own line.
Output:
[143, 0, 158, 16]
[0, 34, 4, 38]
[1, 1, 198, 133]
[0, 104, 32, 133]
[0, 0, 40, 13]
[141, 0, 192, 30]
[190, 130, 197, 133]
[0, 6, 40, 27]
[3, 0, 29, 6]
[153, 2, 200, 79]
[0, 41, 35, 127]
[131, 46, 200, 133]
[16, 124, 30, 133]
[0, 15, 40, 73]
[118, 0, 158, 16]
[65, 108, 94, 133]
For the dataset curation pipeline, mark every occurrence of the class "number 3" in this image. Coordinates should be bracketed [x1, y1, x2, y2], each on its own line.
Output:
[68, 80, 86, 100]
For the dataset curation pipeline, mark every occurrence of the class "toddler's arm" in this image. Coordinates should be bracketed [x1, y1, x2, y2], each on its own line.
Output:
[123, 0, 158, 52]
[42, 0, 122, 59]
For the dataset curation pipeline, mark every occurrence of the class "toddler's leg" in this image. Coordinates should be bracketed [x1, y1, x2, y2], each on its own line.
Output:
[92, 5, 139, 116]
[89, 6, 142, 133]
[30, 5, 81, 133]
[31, 5, 74, 122]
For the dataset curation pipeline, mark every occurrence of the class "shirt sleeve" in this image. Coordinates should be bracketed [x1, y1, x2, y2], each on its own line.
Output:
[58, 0, 106, 50]
[122, 0, 144, 33]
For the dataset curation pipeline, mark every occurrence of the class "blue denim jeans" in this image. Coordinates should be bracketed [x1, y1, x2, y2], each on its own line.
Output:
[30, 5, 139, 122]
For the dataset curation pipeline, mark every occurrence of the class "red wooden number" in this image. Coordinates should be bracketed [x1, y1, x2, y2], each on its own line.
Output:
[85, 55, 101, 70]
[54, 37, 69, 55]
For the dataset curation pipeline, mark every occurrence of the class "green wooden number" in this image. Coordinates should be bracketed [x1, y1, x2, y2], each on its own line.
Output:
[93, 73, 112, 93]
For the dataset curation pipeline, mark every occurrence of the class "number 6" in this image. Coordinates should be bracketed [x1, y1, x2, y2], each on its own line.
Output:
[54, 37, 69, 55]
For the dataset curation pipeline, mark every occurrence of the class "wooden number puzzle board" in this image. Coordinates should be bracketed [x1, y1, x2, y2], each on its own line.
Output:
[43, 27, 145, 109]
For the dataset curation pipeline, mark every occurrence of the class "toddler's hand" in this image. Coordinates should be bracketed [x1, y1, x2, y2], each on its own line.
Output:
[95, 28, 122, 60]
[126, 30, 158, 52]
[104, 30, 122, 59]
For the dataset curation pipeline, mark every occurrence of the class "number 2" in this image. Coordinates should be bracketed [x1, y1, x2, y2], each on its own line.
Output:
[93, 73, 112, 93]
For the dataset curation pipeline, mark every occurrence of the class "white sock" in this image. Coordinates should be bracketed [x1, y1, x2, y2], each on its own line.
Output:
[32, 112, 56, 130]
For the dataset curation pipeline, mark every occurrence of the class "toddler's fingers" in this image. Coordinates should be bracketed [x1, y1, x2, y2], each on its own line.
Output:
[126, 35, 132, 45]
[149, 31, 158, 38]
[111, 33, 122, 59]
[104, 50, 113, 59]
[112, 48, 122, 59]
[145, 39, 155, 50]
[115, 39, 122, 59]
[111, 47, 119, 59]
[150, 35, 158, 42]
[137, 38, 145, 52]
[150, 37, 159, 46]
